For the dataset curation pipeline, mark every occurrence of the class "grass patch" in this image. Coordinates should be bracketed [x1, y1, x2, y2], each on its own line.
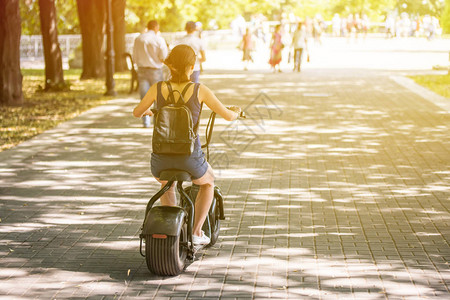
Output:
[0, 69, 133, 152]
[409, 74, 450, 99]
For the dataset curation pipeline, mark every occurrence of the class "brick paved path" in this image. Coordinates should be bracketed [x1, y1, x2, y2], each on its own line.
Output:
[1, 66, 449, 299]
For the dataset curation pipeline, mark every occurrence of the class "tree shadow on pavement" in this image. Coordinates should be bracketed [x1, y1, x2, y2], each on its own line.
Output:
[0, 70, 449, 298]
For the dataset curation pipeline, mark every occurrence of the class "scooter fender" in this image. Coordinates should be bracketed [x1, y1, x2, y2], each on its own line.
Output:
[142, 206, 186, 236]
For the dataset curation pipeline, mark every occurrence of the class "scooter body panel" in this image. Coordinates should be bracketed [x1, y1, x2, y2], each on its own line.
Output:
[143, 206, 186, 237]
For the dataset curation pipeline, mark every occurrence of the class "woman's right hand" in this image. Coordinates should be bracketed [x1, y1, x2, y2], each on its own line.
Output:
[228, 106, 242, 119]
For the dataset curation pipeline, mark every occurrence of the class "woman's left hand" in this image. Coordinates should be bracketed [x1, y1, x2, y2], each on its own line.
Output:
[142, 108, 153, 117]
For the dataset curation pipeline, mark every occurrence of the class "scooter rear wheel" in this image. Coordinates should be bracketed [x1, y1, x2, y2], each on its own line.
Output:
[209, 201, 220, 246]
[145, 225, 187, 276]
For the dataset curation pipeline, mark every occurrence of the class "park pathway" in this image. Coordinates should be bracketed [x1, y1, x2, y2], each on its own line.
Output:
[1, 38, 450, 299]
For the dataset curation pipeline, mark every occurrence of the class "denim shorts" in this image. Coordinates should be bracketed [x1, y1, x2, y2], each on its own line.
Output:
[151, 147, 208, 180]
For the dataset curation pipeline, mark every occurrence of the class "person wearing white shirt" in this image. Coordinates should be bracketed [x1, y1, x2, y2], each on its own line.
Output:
[174, 21, 206, 83]
[332, 14, 341, 37]
[133, 20, 168, 127]
[291, 22, 308, 72]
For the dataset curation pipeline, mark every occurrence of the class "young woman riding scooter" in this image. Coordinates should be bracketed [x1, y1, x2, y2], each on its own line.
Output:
[133, 44, 241, 247]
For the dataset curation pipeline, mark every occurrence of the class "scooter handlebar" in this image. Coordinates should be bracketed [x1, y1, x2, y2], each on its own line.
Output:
[150, 108, 245, 118]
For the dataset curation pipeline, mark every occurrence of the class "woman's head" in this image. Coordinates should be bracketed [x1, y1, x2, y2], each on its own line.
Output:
[164, 45, 196, 83]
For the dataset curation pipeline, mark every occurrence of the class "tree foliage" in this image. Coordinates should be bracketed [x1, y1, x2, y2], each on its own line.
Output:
[21, 0, 79, 35]
[441, 0, 450, 33]
[328, 0, 395, 20]
[394, 0, 446, 17]
[20, 0, 450, 34]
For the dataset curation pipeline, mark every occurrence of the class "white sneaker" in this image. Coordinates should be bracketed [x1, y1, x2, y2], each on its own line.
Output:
[192, 231, 210, 246]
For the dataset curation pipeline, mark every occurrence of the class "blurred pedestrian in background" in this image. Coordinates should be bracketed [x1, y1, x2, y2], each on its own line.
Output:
[175, 21, 206, 83]
[341, 16, 348, 37]
[291, 22, 308, 72]
[133, 20, 168, 128]
[361, 14, 370, 39]
[385, 14, 395, 39]
[354, 13, 362, 39]
[346, 14, 354, 41]
[195, 22, 204, 72]
[240, 28, 254, 71]
[269, 24, 283, 73]
[313, 14, 324, 45]
[332, 13, 341, 37]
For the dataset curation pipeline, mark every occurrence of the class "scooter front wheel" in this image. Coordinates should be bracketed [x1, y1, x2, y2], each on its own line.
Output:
[145, 225, 187, 276]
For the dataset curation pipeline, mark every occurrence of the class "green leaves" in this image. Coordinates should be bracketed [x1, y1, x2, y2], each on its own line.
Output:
[20, 0, 449, 34]
[441, 0, 450, 33]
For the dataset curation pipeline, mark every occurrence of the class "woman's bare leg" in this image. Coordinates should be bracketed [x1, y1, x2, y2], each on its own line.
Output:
[192, 164, 215, 237]
[155, 178, 177, 206]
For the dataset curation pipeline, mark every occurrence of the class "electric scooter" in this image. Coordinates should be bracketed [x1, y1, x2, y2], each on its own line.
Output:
[139, 109, 244, 276]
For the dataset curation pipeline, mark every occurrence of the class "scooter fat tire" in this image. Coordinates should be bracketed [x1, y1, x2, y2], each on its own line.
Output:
[145, 226, 187, 276]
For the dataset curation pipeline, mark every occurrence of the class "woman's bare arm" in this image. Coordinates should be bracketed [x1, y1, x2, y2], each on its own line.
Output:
[199, 84, 240, 121]
[133, 83, 158, 118]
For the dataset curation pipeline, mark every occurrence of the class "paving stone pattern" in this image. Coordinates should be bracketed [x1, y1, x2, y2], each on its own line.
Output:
[0, 68, 449, 299]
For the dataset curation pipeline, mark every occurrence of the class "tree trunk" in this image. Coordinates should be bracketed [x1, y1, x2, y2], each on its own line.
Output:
[76, 0, 105, 79]
[0, 0, 23, 106]
[112, 0, 126, 72]
[39, 0, 66, 91]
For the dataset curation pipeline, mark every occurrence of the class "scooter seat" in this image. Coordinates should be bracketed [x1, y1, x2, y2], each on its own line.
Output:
[159, 169, 192, 182]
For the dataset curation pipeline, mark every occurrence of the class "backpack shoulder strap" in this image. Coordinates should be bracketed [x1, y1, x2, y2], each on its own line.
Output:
[157, 81, 162, 97]
[181, 82, 194, 99]
[165, 81, 176, 104]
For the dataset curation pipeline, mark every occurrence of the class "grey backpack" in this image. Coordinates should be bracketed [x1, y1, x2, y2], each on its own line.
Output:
[152, 81, 201, 155]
